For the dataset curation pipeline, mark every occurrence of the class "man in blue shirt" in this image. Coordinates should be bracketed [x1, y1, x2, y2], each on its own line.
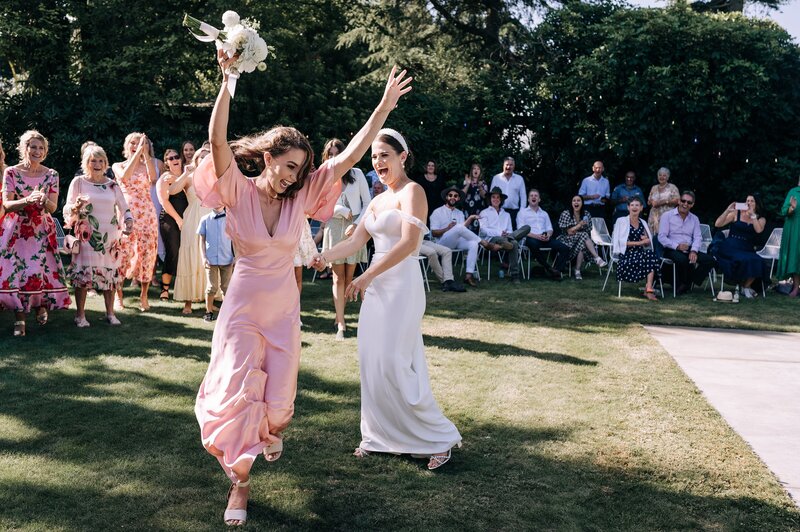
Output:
[197, 208, 235, 321]
[611, 171, 645, 222]
[579, 161, 610, 223]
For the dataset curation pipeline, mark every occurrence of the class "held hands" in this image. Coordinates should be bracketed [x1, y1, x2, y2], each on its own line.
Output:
[378, 66, 413, 112]
[309, 253, 328, 272]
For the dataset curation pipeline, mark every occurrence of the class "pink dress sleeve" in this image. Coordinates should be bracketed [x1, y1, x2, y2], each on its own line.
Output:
[303, 158, 342, 221]
[62, 178, 80, 228]
[2, 168, 15, 198]
[194, 156, 248, 209]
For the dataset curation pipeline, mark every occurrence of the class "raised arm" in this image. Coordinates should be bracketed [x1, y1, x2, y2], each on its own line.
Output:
[114, 138, 148, 184]
[332, 66, 413, 182]
[714, 203, 736, 228]
[208, 50, 236, 179]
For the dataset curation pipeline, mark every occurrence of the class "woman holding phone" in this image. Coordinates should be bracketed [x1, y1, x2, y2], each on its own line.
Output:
[713, 195, 767, 298]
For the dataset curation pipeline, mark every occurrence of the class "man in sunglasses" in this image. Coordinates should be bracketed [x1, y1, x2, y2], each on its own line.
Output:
[430, 186, 504, 287]
[658, 191, 716, 294]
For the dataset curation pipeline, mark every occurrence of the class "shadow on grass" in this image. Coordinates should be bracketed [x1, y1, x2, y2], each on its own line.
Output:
[0, 358, 798, 531]
[423, 334, 598, 365]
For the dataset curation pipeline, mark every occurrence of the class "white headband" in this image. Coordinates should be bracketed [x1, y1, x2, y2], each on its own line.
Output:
[377, 128, 409, 154]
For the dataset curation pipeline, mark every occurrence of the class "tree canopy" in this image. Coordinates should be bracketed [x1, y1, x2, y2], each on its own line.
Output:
[1, 0, 798, 218]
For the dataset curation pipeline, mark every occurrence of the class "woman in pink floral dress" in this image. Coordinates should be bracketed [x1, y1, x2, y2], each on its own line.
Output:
[0, 130, 71, 337]
[112, 132, 158, 311]
[64, 145, 134, 327]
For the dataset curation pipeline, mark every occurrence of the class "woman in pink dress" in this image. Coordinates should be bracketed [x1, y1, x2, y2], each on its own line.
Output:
[0, 130, 71, 337]
[63, 145, 134, 327]
[112, 133, 158, 311]
[195, 50, 411, 526]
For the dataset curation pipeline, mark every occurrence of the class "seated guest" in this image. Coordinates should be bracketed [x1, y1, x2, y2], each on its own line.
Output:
[479, 187, 530, 283]
[517, 189, 569, 280]
[658, 191, 715, 294]
[612, 198, 660, 300]
[713, 195, 768, 298]
[430, 186, 501, 287]
[579, 160, 610, 222]
[419, 241, 466, 292]
[556, 195, 607, 280]
[611, 171, 645, 222]
[371, 179, 385, 197]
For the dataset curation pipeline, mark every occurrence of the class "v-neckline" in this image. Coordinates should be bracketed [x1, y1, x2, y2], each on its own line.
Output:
[256, 187, 283, 239]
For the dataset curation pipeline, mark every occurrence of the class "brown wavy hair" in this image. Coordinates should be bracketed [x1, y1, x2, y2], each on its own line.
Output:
[230, 126, 314, 199]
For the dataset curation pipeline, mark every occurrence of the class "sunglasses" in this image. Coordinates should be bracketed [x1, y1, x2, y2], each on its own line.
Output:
[166, 155, 181, 161]
[679, 199, 694, 205]
[447, 193, 460, 198]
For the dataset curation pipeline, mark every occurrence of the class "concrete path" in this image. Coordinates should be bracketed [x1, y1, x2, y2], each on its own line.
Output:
[646, 325, 800, 506]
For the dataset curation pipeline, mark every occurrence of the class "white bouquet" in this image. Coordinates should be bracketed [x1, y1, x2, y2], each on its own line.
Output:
[183, 11, 272, 97]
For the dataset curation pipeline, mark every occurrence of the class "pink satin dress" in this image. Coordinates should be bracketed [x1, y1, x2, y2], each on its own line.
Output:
[193, 156, 340, 483]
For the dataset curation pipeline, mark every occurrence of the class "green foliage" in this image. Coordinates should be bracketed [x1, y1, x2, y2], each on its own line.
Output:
[1, 1, 799, 220]
[526, 3, 800, 217]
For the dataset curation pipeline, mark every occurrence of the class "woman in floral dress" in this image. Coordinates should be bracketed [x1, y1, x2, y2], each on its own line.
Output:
[0, 130, 71, 337]
[112, 132, 158, 311]
[64, 146, 133, 327]
[647, 167, 680, 233]
[461, 163, 487, 234]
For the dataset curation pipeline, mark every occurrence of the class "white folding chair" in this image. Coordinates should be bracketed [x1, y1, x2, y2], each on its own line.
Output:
[414, 255, 430, 292]
[591, 218, 613, 263]
[756, 227, 782, 280]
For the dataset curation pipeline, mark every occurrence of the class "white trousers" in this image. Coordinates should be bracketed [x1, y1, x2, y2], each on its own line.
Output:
[437, 225, 481, 274]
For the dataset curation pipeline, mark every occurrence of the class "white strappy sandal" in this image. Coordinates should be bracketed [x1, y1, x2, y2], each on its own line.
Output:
[224, 478, 250, 526]
[263, 439, 283, 462]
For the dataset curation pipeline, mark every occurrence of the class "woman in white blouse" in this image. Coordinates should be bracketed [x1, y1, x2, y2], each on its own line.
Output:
[321, 138, 372, 340]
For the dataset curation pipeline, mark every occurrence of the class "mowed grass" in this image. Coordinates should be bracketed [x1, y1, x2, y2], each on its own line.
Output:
[1, 266, 799, 531]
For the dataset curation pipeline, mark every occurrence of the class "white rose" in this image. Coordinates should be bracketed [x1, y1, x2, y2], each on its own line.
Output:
[222, 11, 240, 28]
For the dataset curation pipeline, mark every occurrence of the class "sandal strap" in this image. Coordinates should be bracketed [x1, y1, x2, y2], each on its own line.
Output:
[236, 479, 250, 488]
[223, 509, 247, 523]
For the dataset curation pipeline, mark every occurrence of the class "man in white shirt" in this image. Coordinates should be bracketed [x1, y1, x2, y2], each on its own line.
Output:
[579, 160, 611, 222]
[490, 157, 527, 230]
[430, 186, 502, 287]
[517, 189, 570, 280]
[479, 188, 531, 283]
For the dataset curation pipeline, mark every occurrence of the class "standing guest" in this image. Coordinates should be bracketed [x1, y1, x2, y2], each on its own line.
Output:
[647, 167, 680, 234]
[0, 130, 71, 337]
[611, 171, 645, 222]
[0, 138, 5, 218]
[113, 133, 158, 311]
[430, 185, 501, 287]
[63, 146, 134, 326]
[713, 195, 768, 298]
[479, 187, 529, 283]
[311, 128, 461, 471]
[462, 163, 487, 234]
[156, 149, 190, 308]
[658, 191, 715, 294]
[612, 197, 660, 301]
[194, 50, 410, 527]
[197, 206, 234, 322]
[175, 148, 213, 314]
[371, 179, 385, 197]
[180, 140, 196, 169]
[517, 189, 569, 280]
[777, 178, 800, 297]
[578, 160, 610, 222]
[556, 195, 607, 280]
[412, 159, 447, 224]
[490, 157, 527, 230]
[321, 138, 372, 341]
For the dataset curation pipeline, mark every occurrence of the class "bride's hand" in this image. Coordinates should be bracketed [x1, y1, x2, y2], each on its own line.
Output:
[378, 65, 413, 112]
[309, 253, 327, 272]
[345, 272, 373, 302]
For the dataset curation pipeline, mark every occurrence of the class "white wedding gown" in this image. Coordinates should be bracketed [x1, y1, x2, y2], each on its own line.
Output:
[358, 208, 462, 455]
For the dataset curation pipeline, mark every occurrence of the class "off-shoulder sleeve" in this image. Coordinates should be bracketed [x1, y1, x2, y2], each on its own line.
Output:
[303, 157, 342, 221]
[194, 156, 247, 209]
[397, 210, 430, 235]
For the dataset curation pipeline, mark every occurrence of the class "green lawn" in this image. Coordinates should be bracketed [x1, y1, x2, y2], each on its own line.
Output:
[1, 267, 799, 531]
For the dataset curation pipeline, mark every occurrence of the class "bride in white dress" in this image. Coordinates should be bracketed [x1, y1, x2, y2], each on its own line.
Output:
[312, 128, 461, 470]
